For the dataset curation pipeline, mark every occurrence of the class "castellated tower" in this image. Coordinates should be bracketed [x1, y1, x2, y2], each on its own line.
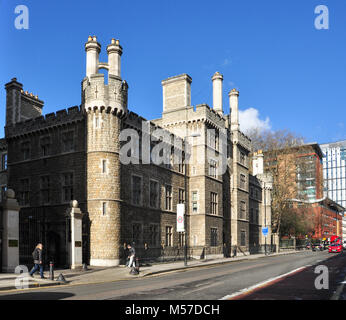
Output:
[82, 36, 128, 266]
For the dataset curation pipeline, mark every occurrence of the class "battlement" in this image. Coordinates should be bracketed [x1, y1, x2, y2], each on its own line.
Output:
[161, 103, 226, 131]
[232, 130, 252, 152]
[5, 106, 84, 138]
[124, 110, 184, 148]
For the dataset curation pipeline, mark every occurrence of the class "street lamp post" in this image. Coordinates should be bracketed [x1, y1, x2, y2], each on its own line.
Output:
[264, 182, 267, 255]
[183, 132, 200, 266]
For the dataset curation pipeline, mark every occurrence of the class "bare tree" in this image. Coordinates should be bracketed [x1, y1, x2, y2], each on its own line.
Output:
[248, 128, 315, 237]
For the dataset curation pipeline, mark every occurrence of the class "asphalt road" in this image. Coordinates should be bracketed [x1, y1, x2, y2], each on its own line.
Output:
[0, 250, 344, 300]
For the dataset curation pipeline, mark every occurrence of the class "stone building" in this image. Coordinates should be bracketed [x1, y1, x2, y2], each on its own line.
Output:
[2, 36, 272, 268]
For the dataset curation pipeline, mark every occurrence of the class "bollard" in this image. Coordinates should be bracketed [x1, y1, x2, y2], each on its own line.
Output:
[49, 261, 54, 280]
[135, 257, 140, 273]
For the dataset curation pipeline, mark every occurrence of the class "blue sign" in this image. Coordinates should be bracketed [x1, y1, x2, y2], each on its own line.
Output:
[262, 227, 269, 237]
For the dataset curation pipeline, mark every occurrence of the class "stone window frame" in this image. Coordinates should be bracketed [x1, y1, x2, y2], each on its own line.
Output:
[61, 171, 74, 203]
[207, 128, 219, 151]
[40, 135, 51, 157]
[131, 174, 143, 206]
[132, 222, 143, 247]
[208, 159, 218, 178]
[1, 152, 7, 171]
[239, 200, 247, 220]
[165, 184, 173, 211]
[149, 179, 160, 209]
[61, 129, 75, 153]
[178, 154, 186, 175]
[94, 114, 101, 129]
[165, 225, 173, 247]
[148, 223, 160, 247]
[240, 230, 246, 247]
[239, 150, 246, 166]
[210, 227, 218, 247]
[191, 190, 198, 213]
[178, 188, 185, 204]
[210, 192, 218, 215]
[21, 140, 31, 161]
[239, 173, 246, 190]
[39, 175, 50, 205]
[101, 159, 108, 175]
[19, 177, 30, 206]
[102, 202, 107, 216]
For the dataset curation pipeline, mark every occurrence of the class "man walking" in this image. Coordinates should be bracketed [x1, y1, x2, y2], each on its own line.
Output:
[127, 243, 136, 268]
[29, 243, 45, 279]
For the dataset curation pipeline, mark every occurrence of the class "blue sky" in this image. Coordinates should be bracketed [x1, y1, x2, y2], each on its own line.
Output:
[1, 0, 345, 144]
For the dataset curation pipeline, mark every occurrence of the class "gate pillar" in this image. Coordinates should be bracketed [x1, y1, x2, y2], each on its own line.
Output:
[66, 200, 84, 269]
[2, 189, 20, 272]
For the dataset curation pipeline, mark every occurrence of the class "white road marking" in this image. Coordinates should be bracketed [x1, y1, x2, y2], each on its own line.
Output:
[331, 274, 346, 300]
[181, 281, 225, 296]
[219, 265, 312, 300]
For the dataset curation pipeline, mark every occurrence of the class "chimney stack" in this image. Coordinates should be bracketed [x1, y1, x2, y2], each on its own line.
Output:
[85, 35, 101, 78]
[212, 72, 223, 114]
[107, 38, 123, 78]
[229, 88, 239, 131]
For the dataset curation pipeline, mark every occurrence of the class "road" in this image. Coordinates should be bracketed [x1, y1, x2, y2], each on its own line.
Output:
[0, 250, 345, 300]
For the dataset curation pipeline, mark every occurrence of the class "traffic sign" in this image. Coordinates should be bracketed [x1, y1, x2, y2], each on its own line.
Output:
[262, 227, 269, 237]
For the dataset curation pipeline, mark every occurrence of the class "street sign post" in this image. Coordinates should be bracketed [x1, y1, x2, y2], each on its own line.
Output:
[262, 227, 268, 237]
[177, 203, 185, 232]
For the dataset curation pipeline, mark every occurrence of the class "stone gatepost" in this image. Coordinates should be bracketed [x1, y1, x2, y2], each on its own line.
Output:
[2, 189, 20, 272]
[66, 200, 84, 269]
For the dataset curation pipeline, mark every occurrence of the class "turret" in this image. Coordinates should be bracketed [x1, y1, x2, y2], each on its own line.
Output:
[83, 36, 127, 267]
[82, 36, 128, 114]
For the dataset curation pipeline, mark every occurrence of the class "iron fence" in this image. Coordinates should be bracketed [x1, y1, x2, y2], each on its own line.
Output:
[19, 206, 68, 268]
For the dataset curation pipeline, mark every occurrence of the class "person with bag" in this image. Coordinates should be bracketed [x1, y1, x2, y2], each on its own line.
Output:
[127, 243, 136, 268]
[29, 243, 45, 279]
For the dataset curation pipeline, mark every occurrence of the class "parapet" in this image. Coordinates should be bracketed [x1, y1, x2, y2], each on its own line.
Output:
[5, 106, 84, 138]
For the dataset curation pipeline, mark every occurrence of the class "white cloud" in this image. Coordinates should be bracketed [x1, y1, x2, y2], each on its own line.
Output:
[239, 107, 271, 133]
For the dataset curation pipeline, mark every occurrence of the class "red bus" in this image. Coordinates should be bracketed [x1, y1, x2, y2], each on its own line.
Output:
[330, 236, 342, 245]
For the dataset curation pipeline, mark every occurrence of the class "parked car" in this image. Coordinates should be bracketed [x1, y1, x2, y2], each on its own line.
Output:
[316, 242, 324, 251]
[343, 240, 346, 250]
[329, 243, 343, 253]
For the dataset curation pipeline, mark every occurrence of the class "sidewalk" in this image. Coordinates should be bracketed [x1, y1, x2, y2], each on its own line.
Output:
[0, 250, 301, 292]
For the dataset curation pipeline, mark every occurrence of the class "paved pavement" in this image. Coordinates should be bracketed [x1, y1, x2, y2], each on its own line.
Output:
[0, 250, 300, 292]
[0, 249, 337, 300]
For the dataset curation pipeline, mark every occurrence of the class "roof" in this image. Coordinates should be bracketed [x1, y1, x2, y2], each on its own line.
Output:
[262, 142, 324, 159]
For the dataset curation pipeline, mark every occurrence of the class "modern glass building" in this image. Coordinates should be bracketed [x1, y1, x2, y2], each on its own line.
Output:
[320, 140, 346, 209]
[320, 140, 346, 240]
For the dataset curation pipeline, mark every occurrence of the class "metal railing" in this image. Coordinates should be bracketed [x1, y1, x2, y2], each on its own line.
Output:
[120, 245, 225, 265]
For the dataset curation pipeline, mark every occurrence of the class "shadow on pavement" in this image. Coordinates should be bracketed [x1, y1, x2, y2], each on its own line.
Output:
[0, 291, 75, 300]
